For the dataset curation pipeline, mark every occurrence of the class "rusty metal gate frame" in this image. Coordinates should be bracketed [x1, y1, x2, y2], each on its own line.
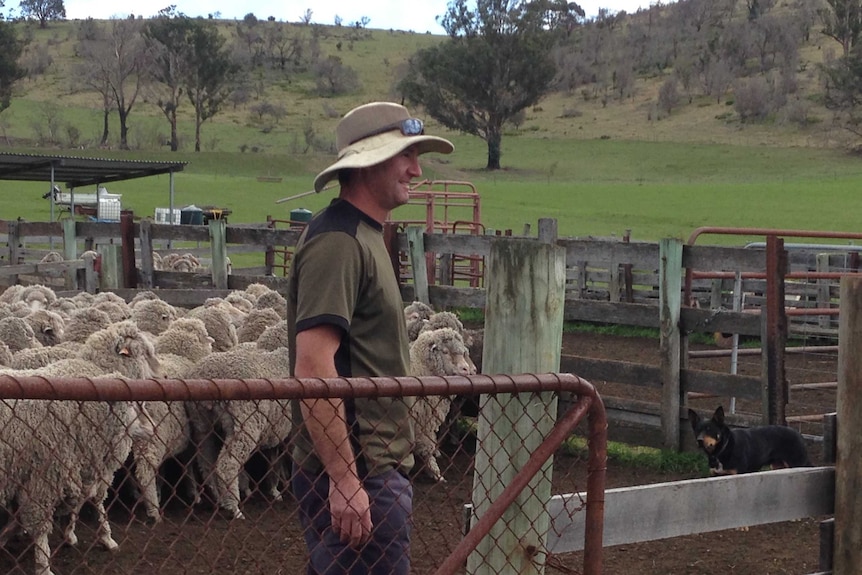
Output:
[0, 372, 608, 575]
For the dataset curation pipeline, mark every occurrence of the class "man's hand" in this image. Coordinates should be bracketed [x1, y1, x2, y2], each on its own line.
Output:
[328, 476, 372, 548]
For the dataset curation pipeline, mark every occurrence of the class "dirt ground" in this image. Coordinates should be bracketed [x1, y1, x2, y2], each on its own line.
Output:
[0, 332, 836, 575]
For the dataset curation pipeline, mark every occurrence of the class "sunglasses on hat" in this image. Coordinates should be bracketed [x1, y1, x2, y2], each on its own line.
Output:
[349, 118, 424, 146]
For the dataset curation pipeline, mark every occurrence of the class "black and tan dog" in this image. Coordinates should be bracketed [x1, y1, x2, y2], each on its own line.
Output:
[688, 406, 811, 475]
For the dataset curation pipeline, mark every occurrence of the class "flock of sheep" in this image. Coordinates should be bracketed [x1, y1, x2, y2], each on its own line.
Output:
[0, 282, 481, 575]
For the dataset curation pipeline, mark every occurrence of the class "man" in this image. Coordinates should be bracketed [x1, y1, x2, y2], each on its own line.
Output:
[287, 101, 454, 574]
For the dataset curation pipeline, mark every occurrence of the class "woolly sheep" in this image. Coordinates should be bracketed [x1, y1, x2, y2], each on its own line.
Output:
[70, 291, 95, 307]
[255, 321, 289, 352]
[0, 285, 24, 305]
[224, 292, 254, 314]
[187, 305, 238, 352]
[253, 290, 287, 319]
[0, 316, 43, 353]
[38, 251, 64, 263]
[19, 284, 57, 311]
[236, 307, 282, 344]
[131, 298, 178, 336]
[184, 347, 292, 519]
[0, 394, 154, 575]
[409, 327, 474, 483]
[9, 345, 78, 370]
[24, 309, 65, 347]
[131, 352, 198, 523]
[92, 300, 131, 323]
[243, 283, 272, 302]
[63, 307, 112, 343]
[404, 300, 434, 323]
[33, 321, 162, 380]
[48, 297, 79, 318]
[154, 317, 214, 363]
[129, 290, 160, 307]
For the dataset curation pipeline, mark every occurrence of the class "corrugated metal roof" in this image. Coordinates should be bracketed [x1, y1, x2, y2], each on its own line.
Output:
[0, 152, 186, 188]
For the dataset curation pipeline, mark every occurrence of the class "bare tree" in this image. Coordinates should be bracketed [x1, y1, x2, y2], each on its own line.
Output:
[94, 19, 150, 150]
[820, 0, 862, 56]
[75, 21, 114, 146]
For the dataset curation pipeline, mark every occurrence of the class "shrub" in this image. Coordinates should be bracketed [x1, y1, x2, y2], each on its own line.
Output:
[733, 77, 771, 122]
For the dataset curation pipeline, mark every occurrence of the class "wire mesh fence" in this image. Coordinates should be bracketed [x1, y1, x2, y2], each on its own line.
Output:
[0, 374, 606, 575]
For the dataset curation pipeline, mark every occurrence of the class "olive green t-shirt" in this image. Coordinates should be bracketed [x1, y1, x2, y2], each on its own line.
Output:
[287, 199, 413, 477]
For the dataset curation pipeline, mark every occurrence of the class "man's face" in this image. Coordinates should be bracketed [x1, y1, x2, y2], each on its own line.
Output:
[366, 145, 422, 211]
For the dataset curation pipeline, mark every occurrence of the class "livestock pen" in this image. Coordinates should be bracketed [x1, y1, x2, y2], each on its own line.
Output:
[0, 215, 857, 573]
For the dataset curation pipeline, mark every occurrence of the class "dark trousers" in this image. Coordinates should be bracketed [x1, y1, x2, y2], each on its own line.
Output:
[293, 467, 413, 575]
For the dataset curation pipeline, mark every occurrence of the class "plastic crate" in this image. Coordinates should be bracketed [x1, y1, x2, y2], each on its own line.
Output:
[154, 207, 181, 225]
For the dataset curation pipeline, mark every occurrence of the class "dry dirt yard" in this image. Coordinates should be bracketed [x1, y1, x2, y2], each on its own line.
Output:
[0, 331, 835, 575]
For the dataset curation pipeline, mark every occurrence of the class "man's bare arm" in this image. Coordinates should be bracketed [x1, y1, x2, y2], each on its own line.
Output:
[295, 325, 372, 547]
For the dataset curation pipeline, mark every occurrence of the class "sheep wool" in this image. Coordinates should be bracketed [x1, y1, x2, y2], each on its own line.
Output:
[184, 347, 292, 518]
[409, 327, 474, 483]
[24, 309, 65, 347]
[0, 316, 43, 353]
[155, 317, 214, 363]
[63, 307, 112, 344]
[131, 298, 178, 336]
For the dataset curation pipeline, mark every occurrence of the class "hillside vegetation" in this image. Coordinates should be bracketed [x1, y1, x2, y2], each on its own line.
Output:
[3, 0, 862, 244]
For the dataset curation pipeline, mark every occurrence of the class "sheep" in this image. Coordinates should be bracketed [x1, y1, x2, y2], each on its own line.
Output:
[256, 321, 289, 352]
[92, 299, 131, 323]
[19, 284, 57, 311]
[154, 317, 214, 363]
[33, 321, 162, 381]
[184, 347, 293, 519]
[130, 361, 197, 523]
[236, 307, 282, 344]
[63, 307, 112, 344]
[24, 309, 65, 347]
[0, 285, 24, 305]
[253, 289, 287, 319]
[224, 292, 254, 315]
[38, 251, 64, 264]
[243, 282, 272, 302]
[405, 301, 435, 342]
[0, 316, 43, 353]
[129, 290, 160, 307]
[0, 394, 154, 575]
[409, 327, 474, 483]
[70, 291, 95, 307]
[48, 297, 79, 319]
[131, 298, 178, 336]
[0, 342, 11, 366]
[187, 304, 238, 352]
[9, 345, 78, 370]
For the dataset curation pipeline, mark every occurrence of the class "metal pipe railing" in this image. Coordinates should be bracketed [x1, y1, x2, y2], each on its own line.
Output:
[0, 371, 608, 575]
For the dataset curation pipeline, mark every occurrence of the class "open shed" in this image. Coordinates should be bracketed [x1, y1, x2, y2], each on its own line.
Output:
[0, 152, 187, 221]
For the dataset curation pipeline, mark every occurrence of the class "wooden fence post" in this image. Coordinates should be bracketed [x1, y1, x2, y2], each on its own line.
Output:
[407, 227, 430, 304]
[138, 219, 154, 289]
[835, 276, 862, 575]
[762, 236, 788, 425]
[120, 210, 136, 289]
[209, 219, 229, 290]
[62, 219, 77, 290]
[467, 228, 566, 575]
[659, 238, 683, 450]
[98, 244, 120, 291]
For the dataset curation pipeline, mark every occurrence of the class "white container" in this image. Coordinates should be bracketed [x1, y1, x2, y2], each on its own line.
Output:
[98, 198, 122, 221]
[154, 207, 181, 225]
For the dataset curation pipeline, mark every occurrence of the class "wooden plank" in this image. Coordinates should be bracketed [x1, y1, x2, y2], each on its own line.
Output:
[407, 227, 429, 304]
[468, 236, 566, 575]
[544, 466, 834, 553]
[660, 238, 683, 449]
[208, 219, 229, 290]
[835, 276, 862, 575]
[138, 219, 154, 289]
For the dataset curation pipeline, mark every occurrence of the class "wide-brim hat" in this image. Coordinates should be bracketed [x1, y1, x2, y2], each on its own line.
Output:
[312, 102, 454, 193]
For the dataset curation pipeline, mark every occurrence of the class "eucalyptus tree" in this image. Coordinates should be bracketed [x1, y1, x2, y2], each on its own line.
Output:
[19, 0, 65, 28]
[398, 0, 583, 170]
[0, 20, 25, 114]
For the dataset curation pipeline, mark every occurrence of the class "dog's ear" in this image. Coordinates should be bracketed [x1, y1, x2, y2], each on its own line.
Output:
[713, 405, 725, 425]
[688, 409, 700, 431]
